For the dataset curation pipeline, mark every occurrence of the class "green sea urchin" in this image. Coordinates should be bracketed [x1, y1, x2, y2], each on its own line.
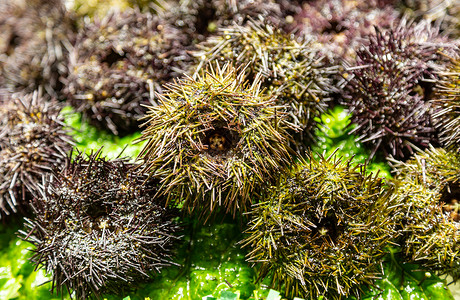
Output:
[432, 53, 460, 151]
[242, 151, 396, 299]
[138, 63, 295, 220]
[195, 20, 336, 147]
[21, 150, 181, 299]
[391, 146, 460, 185]
[65, 8, 191, 136]
[0, 91, 73, 217]
[390, 147, 460, 279]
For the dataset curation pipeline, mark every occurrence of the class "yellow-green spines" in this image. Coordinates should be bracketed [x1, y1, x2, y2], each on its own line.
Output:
[397, 0, 459, 38]
[138, 63, 295, 219]
[390, 147, 460, 279]
[391, 146, 460, 187]
[432, 55, 460, 152]
[242, 152, 396, 299]
[195, 20, 334, 143]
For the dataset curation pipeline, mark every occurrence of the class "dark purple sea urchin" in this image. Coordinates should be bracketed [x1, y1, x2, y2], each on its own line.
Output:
[21, 150, 181, 299]
[342, 20, 453, 159]
[0, 91, 73, 217]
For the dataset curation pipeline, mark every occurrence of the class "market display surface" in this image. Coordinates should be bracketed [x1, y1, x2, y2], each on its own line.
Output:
[0, 0, 459, 299]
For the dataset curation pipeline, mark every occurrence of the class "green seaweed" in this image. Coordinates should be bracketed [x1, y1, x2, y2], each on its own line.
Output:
[62, 106, 145, 160]
[313, 106, 392, 179]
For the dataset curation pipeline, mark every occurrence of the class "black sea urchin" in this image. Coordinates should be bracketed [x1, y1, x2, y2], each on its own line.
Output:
[195, 20, 336, 146]
[0, 0, 75, 98]
[0, 91, 73, 217]
[21, 150, 181, 299]
[65, 8, 190, 136]
[242, 151, 396, 299]
[342, 21, 452, 159]
[389, 147, 460, 279]
[138, 63, 295, 220]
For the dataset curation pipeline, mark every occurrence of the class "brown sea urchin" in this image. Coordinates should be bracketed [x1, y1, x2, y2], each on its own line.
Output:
[138, 63, 296, 220]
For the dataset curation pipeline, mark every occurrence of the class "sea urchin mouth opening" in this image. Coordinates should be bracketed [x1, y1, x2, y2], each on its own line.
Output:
[101, 49, 127, 67]
[321, 20, 347, 34]
[204, 127, 237, 155]
[310, 214, 344, 244]
[410, 80, 434, 102]
[5, 32, 21, 56]
[84, 202, 110, 220]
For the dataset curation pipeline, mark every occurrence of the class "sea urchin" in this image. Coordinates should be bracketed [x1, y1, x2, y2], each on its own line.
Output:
[138, 63, 296, 220]
[21, 150, 181, 299]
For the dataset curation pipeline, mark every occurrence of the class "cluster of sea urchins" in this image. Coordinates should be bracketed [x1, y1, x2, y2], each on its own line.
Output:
[2, 0, 460, 299]
[138, 63, 296, 220]
[0, 91, 73, 217]
[21, 150, 181, 299]
[242, 151, 396, 299]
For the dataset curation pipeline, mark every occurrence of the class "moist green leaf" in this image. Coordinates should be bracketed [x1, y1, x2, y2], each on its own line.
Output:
[359, 249, 454, 300]
[313, 106, 391, 179]
[61, 106, 145, 160]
